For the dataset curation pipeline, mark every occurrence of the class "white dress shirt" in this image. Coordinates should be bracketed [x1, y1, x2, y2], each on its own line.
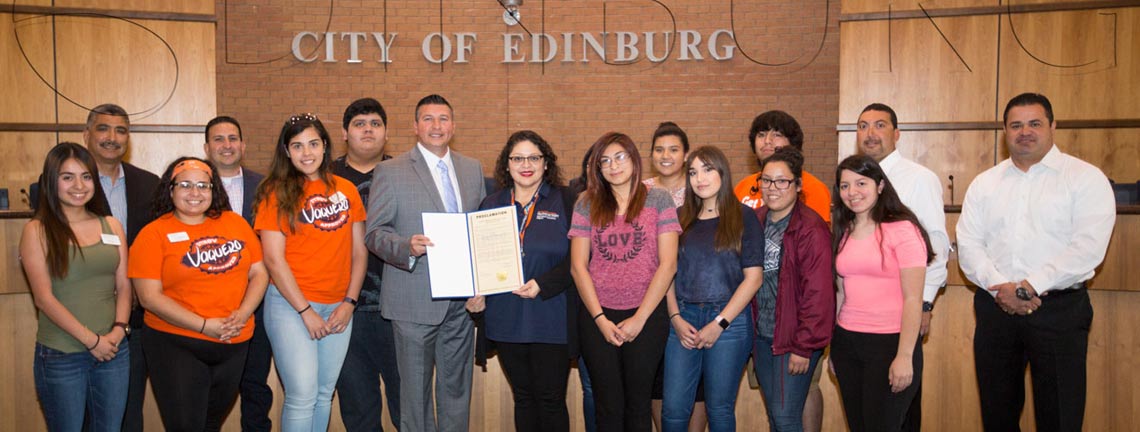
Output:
[417, 143, 463, 208]
[956, 145, 1116, 296]
[880, 151, 950, 303]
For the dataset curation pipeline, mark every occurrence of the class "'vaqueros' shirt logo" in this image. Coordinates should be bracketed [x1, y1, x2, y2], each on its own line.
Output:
[182, 237, 245, 274]
[594, 220, 646, 263]
[301, 191, 350, 231]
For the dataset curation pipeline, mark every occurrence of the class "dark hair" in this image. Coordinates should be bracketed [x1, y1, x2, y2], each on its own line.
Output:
[650, 121, 690, 153]
[415, 94, 452, 120]
[1003, 93, 1054, 125]
[343, 97, 388, 130]
[678, 146, 742, 252]
[151, 157, 230, 219]
[584, 132, 647, 226]
[493, 130, 564, 189]
[34, 142, 111, 279]
[860, 103, 898, 128]
[86, 103, 130, 127]
[749, 146, 805, 197]
[831, 155, 934, 265]
[748, 110, 804, 152]
[205, 116, 243, 141]
[252, 114, 335, 234]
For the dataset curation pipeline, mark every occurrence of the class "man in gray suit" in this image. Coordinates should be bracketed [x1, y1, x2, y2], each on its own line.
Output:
[365, 94, 486, 432]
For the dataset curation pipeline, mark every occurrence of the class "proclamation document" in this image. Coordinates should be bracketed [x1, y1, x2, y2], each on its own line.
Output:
[422, 206, 524, 298]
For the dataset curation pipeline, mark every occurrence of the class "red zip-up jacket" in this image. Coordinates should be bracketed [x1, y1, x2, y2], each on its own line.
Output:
[752, 201, 836, 358]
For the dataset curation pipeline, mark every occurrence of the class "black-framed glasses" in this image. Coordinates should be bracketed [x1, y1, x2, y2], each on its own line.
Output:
[173, 181, 213, 192]
[599, 152, 630, 168]
[759, 178, 795, 190]
[508, 155, 544, 165]
[288, 113, 319, 125]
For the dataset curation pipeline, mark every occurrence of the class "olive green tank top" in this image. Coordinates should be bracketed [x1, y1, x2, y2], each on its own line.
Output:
[36, 217, 120, 353]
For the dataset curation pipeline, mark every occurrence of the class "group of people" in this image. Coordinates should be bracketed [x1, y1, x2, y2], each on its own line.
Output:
[23, 92, 1115, 432]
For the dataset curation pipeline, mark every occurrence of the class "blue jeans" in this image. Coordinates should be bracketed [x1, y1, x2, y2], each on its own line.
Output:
[34, 342, 130, 432]
[662, 301, 752, 432]
[577, 357, 596, 432]
[753, 337, 822, 432]
[263, 285, 353, 432]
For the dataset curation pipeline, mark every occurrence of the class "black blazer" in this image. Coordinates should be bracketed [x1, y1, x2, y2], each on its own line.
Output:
[114, 162, 161, 246]
[29, 162, 159, 246]
[238, 169, 265, 227]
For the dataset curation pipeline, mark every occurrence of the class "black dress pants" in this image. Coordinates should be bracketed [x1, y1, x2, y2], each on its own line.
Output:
[973, 288, 1092, 432]
[578, 304, 667, 432]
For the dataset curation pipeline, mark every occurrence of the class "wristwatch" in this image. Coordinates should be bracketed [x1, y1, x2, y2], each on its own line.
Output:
[343, 297, 358, 307]
[113, 321, 131, 336]
[715, 315, 730, 330]
[922, 301, 934, 312]
[1015, 286, 1033, 301]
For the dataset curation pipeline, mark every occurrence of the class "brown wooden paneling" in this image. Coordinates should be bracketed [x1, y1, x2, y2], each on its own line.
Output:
[1052, 128, 1140, 184]
[842, 0, 990, 15]
[838, 16, 998, 124]
[841, 0, 1136, 20]
[838, 130, 996, 205]
[53, 0, 213, 15]
[1, 15, 59, 123]
[998, 8, 1140, 120]
[50, 17, 216, 125]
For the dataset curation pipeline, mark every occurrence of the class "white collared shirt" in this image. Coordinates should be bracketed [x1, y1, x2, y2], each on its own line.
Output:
[220, 167, 245, 217]
[956, 145, 1116, 296]
[880, 151, 950, 302]
[417, 143, 463, 210]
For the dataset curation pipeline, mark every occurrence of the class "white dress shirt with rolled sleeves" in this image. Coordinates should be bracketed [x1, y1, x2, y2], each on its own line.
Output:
[956, 145, 1116, 296]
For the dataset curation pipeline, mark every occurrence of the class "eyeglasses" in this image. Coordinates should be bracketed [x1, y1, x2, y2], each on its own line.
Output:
[599, 152, 630, 168]
[759, 178, 795, 190]
[173, 181, 213, 192]
[508, 155, 544, 165]
[288, 113, 319, 125]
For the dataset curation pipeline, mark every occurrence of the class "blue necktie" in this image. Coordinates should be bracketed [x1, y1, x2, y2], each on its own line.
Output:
[437, 160, 460, 213]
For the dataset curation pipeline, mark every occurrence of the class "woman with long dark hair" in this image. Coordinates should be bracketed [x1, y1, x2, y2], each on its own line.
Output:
[751, 147, 835, 431]
[829, 154, 933, 432]
[252, 114, 367, 431]
[21, 142, 131, 431]
[569, 132, 681, 431]
[661, 146, 761, 432]
[129, 157, 268, 431]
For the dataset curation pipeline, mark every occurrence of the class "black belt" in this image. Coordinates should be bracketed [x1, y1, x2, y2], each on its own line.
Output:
[1041, 281, 1087, 298]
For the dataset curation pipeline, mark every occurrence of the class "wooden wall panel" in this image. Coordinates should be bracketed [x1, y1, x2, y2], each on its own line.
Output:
[1, 15, 59, 123]
[53, 0, 213, 15]
[838, 130, 996, 205]
[842, 0, 989, 15]
[1051, 128, 1140, 183]
[51, 18, 216, 125]
[0, 133, 60, 210]
[838, 16, 998, 123]
[998, 8, 1140, 119]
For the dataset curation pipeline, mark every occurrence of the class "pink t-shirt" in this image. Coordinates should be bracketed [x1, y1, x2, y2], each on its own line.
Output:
[569, 187, 682, 310]
[835, 221, 927, 334]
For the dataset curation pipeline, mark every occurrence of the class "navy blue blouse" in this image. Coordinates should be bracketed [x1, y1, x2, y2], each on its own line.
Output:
[675, 203, 764, 303]
[480, 182, 571, 344]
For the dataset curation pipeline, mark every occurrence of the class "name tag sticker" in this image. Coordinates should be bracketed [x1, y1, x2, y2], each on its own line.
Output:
[101, 234, 121, 246]
[167, 232, 190, 243]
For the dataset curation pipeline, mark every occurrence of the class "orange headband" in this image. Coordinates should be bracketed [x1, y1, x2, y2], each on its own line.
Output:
[172, 159, 213, 179]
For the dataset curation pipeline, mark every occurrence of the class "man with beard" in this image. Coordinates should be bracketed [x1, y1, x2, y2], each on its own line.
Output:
[855, 103, 950, 431]
[957, 93, 1115, 431]
[83, 103, 160, 432]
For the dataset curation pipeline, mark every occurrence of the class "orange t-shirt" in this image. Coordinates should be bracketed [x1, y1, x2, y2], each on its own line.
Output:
[734, 170, 832, 224]
[254, 176, 364, 303]
[129, 211, 263, 343]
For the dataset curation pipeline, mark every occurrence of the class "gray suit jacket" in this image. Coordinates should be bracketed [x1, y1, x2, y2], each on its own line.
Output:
[366, 146, 486, 325]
